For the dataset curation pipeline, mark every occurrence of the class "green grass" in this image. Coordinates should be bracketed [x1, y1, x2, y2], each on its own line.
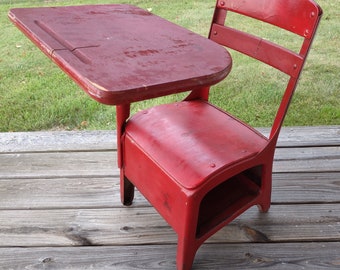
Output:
[0, 0, 339, 132]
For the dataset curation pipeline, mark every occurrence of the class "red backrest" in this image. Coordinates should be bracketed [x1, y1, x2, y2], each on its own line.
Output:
[209, 0, 322, 140]
[213, 0, 320, 38]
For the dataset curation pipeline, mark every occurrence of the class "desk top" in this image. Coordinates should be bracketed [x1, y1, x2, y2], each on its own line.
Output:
[9, 4, 232, 105]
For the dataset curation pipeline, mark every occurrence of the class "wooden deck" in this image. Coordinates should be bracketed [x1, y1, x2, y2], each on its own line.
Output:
[0, 126, 339, 269]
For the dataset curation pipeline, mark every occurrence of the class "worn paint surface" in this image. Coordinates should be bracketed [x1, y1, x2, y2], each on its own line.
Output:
[9, 4, 231, 105]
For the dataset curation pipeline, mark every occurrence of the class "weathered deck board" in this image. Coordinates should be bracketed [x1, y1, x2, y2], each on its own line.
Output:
[0, 172, 339, 210]
[0, 126, 339, 269]
[0, 151, 118, 179]
[0, 242, 339, 270]
[0, 130, 117, 153]
[0, 145, 338, 179]
[0, 126, 339, 153]
[0, 204, 339, 247]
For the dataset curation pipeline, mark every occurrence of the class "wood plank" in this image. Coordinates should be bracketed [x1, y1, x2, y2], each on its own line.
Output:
[273, 125, 340, 147]
[0, 145, 338, 179]
[0, 126, 338, 153]
[1, 242, 339, 269]
[273, 159, 339, 173]
[0, 177, 121, 210]
[0, 172, 339, 210]
[0, 130, 117, 153]
[274, 146, 340, 160]
[0, 151, 119, 179]
[273, 146, 340, 173]
[272, 172, 340, 204]
[0, 204, 339, 247]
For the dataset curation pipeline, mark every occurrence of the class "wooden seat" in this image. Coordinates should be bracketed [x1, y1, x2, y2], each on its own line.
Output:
[119, 0, 323, 269]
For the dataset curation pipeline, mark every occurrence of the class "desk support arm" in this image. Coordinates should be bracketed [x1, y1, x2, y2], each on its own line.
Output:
[184, 86, 210, 101]
[116, 104, 135, 206]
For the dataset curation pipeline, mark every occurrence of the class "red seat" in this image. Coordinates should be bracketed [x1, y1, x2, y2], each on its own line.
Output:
[119, 0, 322, 269]
[125, 101, 268, 190]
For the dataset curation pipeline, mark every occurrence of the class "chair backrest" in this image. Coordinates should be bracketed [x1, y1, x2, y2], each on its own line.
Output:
[209, 0, 322, 141]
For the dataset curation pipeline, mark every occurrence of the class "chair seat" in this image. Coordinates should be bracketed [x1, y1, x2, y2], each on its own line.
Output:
[125, 100, 268, 190]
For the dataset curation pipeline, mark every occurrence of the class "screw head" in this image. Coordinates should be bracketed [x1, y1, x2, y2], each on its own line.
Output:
[304, 29, 310, 37]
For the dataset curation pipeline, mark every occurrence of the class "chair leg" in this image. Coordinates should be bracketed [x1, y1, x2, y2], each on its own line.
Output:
[258, 197, 271, 213]
[176, 233, 198, 270]
[120, 174, 135, 206]
[257, 165, 272, 213]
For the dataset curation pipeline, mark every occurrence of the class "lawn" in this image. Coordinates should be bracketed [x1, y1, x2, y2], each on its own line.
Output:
[0, 0, 339, 132]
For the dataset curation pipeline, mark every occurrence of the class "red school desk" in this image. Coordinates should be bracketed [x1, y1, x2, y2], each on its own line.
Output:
[9, 5, 232, 269]
[9, 1, 323, 269]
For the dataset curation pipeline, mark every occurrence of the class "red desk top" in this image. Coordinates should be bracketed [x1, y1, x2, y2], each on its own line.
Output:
[9, 4, 232, 105]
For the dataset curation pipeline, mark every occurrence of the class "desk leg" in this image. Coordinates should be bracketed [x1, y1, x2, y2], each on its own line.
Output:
[116, 104, 135, 206]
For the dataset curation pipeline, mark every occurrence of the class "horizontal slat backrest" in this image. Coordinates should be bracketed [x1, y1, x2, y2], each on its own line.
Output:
[216, 0, 321, 38]
[210, 24, 304, 77]
[209, 0, 322, 77]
